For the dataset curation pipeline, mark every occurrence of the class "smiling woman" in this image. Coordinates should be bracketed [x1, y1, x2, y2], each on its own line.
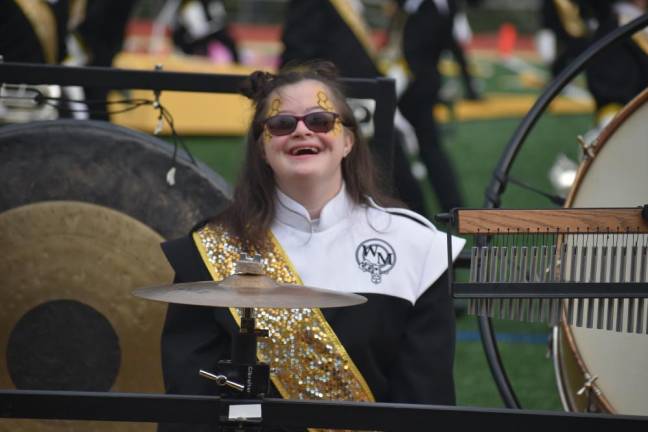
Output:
[212, 61, 399, 246]
[260, 79, 354, 219]
[157, 61, 465, 432]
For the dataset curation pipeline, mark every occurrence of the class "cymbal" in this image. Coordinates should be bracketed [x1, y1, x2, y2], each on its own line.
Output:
[132, 273, 367, 308]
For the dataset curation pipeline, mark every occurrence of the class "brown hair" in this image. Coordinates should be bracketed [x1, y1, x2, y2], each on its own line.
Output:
[214, 61, 400, 249]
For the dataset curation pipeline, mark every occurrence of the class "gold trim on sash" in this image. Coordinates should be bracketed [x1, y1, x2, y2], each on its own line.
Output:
[68, 0, 88, 32]
[192, 224, 376, 406]
[15, 0, 58, 64]
[328, 0, 378, 66]
[553, 0, 586, 38]
[631, 30, 648, 56]
[617, 11, 648, 55]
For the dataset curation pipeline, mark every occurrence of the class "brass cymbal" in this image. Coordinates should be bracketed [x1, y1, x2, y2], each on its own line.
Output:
[133, 272, 367, 308]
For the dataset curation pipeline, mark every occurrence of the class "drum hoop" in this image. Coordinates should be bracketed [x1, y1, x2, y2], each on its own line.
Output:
[551, 326, 573, 410]
[557, 306, 613, 411]
[558, 86, 648, 413]
[564, 86, 648, 207]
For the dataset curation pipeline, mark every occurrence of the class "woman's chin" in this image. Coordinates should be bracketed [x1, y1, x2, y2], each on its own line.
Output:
[287, 170, 323, 181]
[278, 169, 331, 186]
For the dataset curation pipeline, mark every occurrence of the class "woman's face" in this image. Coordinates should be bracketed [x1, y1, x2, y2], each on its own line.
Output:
[261, 79, 353, 191]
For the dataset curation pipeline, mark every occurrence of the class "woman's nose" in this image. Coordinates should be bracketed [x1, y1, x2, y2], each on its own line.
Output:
[292, 118, 312, 135]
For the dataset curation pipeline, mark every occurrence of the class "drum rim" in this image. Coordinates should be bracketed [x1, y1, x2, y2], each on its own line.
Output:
[556, 86, 648, 413]
[551, 326, 573, 411]
[564, 87, 648, 207]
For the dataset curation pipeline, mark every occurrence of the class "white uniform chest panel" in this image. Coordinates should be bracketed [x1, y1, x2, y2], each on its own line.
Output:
[273, 215, 435, 305]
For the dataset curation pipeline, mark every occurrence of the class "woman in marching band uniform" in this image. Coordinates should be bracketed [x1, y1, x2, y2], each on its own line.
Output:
[159, 61, 464, 431]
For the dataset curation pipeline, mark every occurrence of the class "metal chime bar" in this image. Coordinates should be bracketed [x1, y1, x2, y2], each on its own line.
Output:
[449, 207, 648, 333]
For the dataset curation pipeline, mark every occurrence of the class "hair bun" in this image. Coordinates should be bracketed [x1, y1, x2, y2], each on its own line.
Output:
[281, 60, 340, 81]
[240, 70, 275, 100]
[309, 60, 339, 81]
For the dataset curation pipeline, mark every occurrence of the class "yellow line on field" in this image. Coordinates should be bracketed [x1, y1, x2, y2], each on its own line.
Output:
[109, 53, 594, 134]
[436, 93, 594, 122]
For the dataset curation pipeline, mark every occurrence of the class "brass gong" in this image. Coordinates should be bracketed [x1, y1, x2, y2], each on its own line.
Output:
[0, 201, 172, 431]
[0, 120, 231, 431]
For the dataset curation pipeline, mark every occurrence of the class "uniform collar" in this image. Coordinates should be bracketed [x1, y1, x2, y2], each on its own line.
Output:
[275, 184, 354, 233]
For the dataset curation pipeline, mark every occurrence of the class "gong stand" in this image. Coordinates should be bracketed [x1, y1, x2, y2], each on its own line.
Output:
[199, 307, 270, 400]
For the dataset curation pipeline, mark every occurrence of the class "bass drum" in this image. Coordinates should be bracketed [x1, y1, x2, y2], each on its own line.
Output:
[0, 120, 231, 431]
[553, 87, 648, 415]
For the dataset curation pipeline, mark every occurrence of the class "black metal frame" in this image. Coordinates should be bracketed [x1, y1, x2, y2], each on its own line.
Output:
[453, 283, 648, 299]
[0, 62, 397, 175]
[1, 390, 647, 430]
[4, 13, 648, 417]
[478, 12, 648, 409]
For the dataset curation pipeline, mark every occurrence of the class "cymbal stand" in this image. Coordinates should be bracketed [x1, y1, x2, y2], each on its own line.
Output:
[199, 307, 269, 430]
[200, 307, 269, 397]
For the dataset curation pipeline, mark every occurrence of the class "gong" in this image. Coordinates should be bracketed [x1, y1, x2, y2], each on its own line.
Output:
[0, 119, 231, 431]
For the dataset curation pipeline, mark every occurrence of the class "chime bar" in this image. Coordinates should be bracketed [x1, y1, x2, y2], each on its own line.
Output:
[454, 282, 648, 299]
[446, 207, 648, 332]
[455, 208, 648, 234]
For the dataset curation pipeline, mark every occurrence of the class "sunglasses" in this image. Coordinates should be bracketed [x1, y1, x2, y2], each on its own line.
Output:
[263, 111, 345, 136]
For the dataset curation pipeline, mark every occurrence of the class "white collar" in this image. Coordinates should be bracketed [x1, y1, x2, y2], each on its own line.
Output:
[275, 184, 355, 233]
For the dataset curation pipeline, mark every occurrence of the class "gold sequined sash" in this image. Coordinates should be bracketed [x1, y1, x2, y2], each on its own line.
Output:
[192, 223, 375, 406]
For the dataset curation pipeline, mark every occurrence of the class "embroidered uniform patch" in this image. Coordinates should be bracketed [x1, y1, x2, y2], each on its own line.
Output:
[355, 238, 396, 284]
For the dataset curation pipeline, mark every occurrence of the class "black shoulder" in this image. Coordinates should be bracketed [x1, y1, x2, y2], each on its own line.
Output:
[161, 235, 211, 283]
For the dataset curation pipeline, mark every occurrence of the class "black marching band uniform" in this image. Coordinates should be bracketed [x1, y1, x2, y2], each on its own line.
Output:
[540, 0, 593, 77]
[0, 0, 71, 64]
[159, 187, 464, 431]
[172, 0, 240, 62]
[584, 0, 648, 124]
[541, 0, 648, 125]
[397, 0, 465, 212]
[280, 0, 428, 216]
[0, 0, 136, 120]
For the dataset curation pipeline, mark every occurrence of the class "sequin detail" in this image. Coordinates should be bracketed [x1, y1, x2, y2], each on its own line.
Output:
[194, 224, 375, 405]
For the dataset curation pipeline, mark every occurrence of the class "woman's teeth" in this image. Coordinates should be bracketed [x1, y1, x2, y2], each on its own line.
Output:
[291, 146, 319, 155]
